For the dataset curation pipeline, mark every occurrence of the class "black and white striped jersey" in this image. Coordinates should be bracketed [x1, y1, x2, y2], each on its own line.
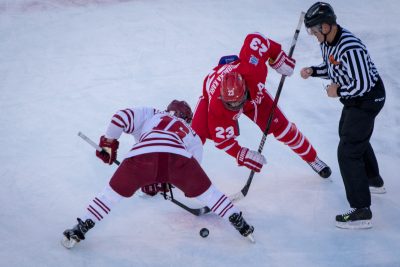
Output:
[311, 25, 379, 99]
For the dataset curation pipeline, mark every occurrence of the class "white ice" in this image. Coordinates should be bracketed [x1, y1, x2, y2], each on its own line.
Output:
[0, 1, 399, 266]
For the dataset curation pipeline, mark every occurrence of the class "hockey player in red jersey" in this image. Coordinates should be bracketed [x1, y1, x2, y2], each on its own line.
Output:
[191, 32, 331, 177]
[62, 100, 254, 248]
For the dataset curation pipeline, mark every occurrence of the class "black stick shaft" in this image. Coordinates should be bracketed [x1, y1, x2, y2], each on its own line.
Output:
[240, 12, 306, 197]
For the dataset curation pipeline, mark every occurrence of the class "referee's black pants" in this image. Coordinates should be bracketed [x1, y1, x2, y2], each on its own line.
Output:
[338, 78, 385, 209]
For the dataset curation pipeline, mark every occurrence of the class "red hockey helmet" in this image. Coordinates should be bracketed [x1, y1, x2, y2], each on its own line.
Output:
[166, 100, 193, 123]
[220, 72, 247, 111]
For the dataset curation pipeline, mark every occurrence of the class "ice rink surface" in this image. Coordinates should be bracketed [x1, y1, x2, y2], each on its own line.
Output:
[0, 1, 399, 266]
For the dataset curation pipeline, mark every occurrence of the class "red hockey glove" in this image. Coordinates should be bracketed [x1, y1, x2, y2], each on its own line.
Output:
[141, 183, 168, 196]
[96, 135, 119, 165]
[236, 147, 267, 173]
[269, 51, 296, 76]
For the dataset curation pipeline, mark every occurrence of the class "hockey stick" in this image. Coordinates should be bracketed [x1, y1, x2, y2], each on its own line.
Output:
[161, 188, 211, 216]
[78, 131, 121, 165]
[229, 12, 306, 202]
[78, 132, 211, 216]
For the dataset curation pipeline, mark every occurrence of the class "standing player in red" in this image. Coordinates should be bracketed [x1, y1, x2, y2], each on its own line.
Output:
[191, 32, 331, 177]
[62, 100, 254, 248]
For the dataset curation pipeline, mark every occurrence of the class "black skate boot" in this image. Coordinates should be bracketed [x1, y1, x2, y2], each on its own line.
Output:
[368, 175, 386, 194]
[61, 218, 95, 248]
[229, 212, 255, 242]
[308, 156, 331, 178]
[335, 207, 372, 229]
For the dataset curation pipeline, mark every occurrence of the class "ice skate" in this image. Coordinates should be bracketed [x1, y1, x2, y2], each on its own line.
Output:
[335, 207, 372, 229]
[369, 185, 386, 194]
[308, 156, 331, 178]
[369, 176, 386, 194]
[229, 212, 255, 243]
[61, 218, 95, 249]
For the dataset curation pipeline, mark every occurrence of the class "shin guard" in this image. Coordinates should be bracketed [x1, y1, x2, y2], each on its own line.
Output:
[195, 185, 239, 219]
[274, 122, 316, 162]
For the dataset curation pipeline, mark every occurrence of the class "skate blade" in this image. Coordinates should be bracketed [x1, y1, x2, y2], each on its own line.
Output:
[61, 236, 78, 249]
[369, 186, 386, 194]
[335, 220, 372, 229]
[246, 234, 256, 243]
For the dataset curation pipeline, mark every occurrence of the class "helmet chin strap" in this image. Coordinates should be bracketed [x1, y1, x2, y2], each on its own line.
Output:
[322, 24, 332, 42]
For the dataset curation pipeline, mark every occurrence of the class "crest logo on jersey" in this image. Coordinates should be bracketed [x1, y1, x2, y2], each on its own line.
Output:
[249, 55, 259, 66]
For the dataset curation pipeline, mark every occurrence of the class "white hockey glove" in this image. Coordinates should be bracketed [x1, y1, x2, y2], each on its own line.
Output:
[269, 50, 296, 76]
[236, 147, 267, 173]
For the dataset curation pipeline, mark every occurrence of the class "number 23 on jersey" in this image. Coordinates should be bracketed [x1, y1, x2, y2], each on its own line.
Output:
[250, 37, 270, 57]
[215, 126, 235, 139]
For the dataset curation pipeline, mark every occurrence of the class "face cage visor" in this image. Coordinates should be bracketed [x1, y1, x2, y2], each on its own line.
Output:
[221, 91, 247, 111]
[306, 24, 322, 35]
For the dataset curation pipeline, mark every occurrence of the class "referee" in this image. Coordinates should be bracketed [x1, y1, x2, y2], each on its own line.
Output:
[300, 2, 386, 229]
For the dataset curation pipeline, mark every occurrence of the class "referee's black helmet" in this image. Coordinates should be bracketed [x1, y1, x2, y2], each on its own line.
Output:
[304, 2, 337, 28]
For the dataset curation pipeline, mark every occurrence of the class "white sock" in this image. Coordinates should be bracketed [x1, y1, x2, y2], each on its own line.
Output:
[195, 184, 239, 219]
[81, 184, 124, 222]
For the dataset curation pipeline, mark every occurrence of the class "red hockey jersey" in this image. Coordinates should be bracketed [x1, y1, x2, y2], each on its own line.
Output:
[192, 32, 284, 158]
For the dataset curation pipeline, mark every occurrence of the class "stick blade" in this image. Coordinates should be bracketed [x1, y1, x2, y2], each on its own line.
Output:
[229, 192, 245, 203]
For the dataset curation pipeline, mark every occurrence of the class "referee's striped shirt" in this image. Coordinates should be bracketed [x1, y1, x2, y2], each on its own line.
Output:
[311, 25, 379, 99]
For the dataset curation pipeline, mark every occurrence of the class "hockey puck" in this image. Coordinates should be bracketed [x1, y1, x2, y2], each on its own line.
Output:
[199, 228, 209, 238]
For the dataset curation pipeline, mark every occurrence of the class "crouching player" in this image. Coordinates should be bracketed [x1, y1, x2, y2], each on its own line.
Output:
[62, 100, 257, 248]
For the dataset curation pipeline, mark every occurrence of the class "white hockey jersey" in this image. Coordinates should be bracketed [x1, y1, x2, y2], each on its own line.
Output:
[103, 107, 203, 163]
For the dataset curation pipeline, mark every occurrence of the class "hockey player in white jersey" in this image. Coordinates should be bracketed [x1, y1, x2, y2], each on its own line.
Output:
[62, 100, 256, 248]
